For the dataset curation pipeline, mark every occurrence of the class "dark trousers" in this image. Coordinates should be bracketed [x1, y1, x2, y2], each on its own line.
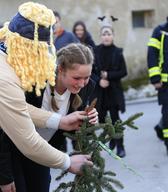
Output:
[11, 144, 51, 192]
[161, 104, 168, 147]
[11, 130, 68, 192]
[98, 103, 119, 124]
[6, 129, 67, 192]
[0, 128, 69, 192]
[98, 105, 124, 148]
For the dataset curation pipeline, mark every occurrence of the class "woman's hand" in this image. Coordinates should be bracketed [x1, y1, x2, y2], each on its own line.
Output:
[87, 108, 98, 124]
[101, 71, 108, 79]
[68, 154, 93, 175]
[0, 182, 16, 192]
[59, 111, 87, 131]
[99, 79, 109, 88]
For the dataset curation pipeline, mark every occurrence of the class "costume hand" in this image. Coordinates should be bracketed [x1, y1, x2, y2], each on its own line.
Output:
[154, 82, 162, 90]
[59, 111, 87, 131]
[68, 154, 93, 175]
[0, 182, 16, 192]
[87, 108, 98, 124]
[99, 79, 109, 88]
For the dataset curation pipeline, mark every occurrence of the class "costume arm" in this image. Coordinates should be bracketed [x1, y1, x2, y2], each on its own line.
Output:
[0, 80, 69, 169]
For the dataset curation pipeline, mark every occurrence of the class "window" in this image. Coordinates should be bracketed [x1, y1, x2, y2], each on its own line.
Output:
[132, 10, 155, 28]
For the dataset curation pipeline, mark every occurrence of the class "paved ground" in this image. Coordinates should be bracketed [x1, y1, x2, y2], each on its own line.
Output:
[50, 100, 168, 192]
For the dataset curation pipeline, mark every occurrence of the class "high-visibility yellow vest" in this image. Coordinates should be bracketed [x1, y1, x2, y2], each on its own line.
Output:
[148, 31, 168, 82]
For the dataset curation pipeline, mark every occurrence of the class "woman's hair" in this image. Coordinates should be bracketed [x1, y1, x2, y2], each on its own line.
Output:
[50, 43, 94, 111]
[57, 43, 94, 69]
[72, 21, 87, 43]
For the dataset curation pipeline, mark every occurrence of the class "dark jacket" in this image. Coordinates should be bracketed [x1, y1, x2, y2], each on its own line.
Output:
[147, 22, 168, 105]
[84, 32, 95, 49]
[26, 79, 95, 150]
[0, 78, 95, 185]
[26, 78, 95, 112]
[54, 30, 79, 50]
[0, 130, 14, 185]
[92, 44, 127, 113]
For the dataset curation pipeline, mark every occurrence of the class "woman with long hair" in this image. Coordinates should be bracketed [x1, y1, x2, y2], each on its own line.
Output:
[72, 21, 95, 48]
[11, 43, 97, 192]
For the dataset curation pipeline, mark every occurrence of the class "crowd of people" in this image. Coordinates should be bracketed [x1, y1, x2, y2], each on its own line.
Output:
[0, 1, 167, 192]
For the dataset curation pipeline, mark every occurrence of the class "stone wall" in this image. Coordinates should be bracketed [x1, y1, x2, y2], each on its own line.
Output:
[0, 0, 167, 79]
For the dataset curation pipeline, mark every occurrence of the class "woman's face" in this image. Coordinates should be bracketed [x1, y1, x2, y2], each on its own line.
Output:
[101, 27, 114, 46]
[59, 63, 92, 94]
[74, 25, 85, 39]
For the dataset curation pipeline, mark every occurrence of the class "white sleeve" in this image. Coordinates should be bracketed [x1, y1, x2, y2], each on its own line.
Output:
[46, 112, 62, 130]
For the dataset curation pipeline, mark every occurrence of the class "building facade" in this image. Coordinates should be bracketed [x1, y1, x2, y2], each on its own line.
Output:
[0, 0, 167, 78]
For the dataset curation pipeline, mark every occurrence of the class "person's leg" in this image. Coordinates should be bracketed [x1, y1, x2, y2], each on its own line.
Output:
[98, 104, 107, 124]
[0, 131, 27, 192]
[161, 105, 168, 153]
[11, 144, 27, 192]
[109, 107, 119, 150]
[23, 156, 51, 192]
[12, 157, 27, 192]
[49, 130, 67, 152]
[154, 117, 164, 140]
[109, 107, 126, 157]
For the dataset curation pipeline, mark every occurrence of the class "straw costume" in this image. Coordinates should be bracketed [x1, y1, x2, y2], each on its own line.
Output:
[0, 1, 71, 189]
[0, 2, 56, 96]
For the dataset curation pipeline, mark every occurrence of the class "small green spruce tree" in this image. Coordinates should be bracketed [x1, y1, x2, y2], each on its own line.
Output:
[54, 113, 143, 192]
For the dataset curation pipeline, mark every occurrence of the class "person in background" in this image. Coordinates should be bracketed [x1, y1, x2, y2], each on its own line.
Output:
[92, 22, 127, 158]
[72, 20, 95, 48]
[53, 11, 79, 50]
[0, 2, 93, 192]
[147, 17, 168, 153]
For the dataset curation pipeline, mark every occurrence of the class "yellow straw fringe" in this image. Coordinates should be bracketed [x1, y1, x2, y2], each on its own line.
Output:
[6, 30, 56, 96]
[19, 2, 56, 27]
[0, 22, 10, 40]
[0, 2, 57, 96]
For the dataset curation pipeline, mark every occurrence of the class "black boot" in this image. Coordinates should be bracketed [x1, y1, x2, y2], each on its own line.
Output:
[154, 125, 164, 140]
[164, 138, 168, 155]
[109, 139, 116, 150]
[116, 138, 126, 158]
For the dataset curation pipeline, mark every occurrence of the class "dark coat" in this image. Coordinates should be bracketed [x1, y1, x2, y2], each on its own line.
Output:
[0, 79, 95, 185]
[0, 130, 14, 185]
[48, 78, 95, 150]
[92, 44, 127, 113]
[84, 31, 95, 49]
[25, 79, 95, 150]
[25, 78, 95, 113]
[147, 22, 168, 105]
[25, 78, 95, 150]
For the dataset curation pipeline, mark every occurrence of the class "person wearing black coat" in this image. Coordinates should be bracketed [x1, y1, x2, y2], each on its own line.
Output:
[0, 43, 97, 192]
[26, 78, 95, 151]
[147, 18, 168, 152]
[0, 79, 95, 192]
[92, 25, 127, 157]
